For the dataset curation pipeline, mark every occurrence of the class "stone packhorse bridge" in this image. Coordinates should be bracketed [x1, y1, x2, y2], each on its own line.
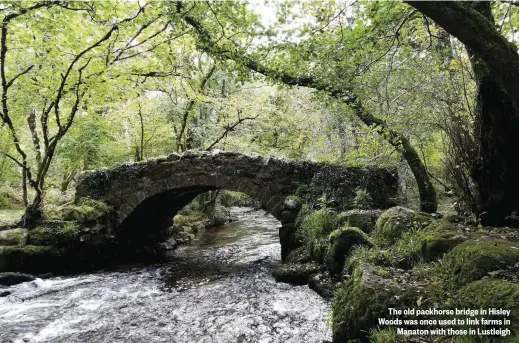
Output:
[75, 150, 398, 255]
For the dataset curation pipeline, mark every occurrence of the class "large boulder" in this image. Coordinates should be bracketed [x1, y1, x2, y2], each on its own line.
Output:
[332, 263, 433, 342]
[325, 227, 373, 275]
[421, 220, 467, 260]
[338, 209, 383, 233]
[60, 197, 111, 223]
[0, 228, 28, 245]
[442, 239, 519, 287]
[456, 279, 519, 342]
[374, 206, 433, 246]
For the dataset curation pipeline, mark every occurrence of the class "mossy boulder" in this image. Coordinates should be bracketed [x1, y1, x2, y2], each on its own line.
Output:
[456, 279, 519, 342]
[421, 220, 467, 260]
[338, 209, 383, 233]
[0, 245, 61, 273]
[332, 263, 433, 342]
[286, 246, 312, 264]
[272, 262, 319, 285]
[27, 222, 81, 246]
[443, 239, 519, 287]
[374, 206, 433, 246]
[345, 246, 392, 272]
[457, 278, 519, 310]
[0, 228, 28, 245]
[325, 227, 373, 275]
[60, 197, 111, 223]
[308, 272, 337, 299]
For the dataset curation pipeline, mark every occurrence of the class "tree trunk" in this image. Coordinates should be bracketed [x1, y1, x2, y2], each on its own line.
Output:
[407, 1, 519, 225]
[23, 193, 43, 228]
[346, 95, 437, 213]
[467, 3, 519, 226]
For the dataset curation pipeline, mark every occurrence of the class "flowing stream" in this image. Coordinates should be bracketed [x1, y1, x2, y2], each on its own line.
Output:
[0, 207, 331, 343]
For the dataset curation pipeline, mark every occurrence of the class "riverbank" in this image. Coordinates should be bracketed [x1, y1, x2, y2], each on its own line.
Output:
[275, 204, 519, 342]
[0, 190, 260, 275]
[0, 208, 331, 343]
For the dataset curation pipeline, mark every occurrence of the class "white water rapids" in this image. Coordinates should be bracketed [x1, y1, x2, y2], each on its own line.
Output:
[0, 208, 331, 343]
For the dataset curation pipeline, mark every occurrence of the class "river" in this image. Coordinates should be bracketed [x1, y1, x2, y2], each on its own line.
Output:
[0, 207, 331, 343]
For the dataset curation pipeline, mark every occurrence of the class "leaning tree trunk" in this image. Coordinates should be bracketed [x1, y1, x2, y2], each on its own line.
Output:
[343, 94, 437, 212]
[182, 7, 438, 213]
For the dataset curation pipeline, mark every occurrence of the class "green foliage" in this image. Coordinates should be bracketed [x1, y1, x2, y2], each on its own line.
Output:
[0, 187, 23, 209]
[300, 208, 340, 244]
[369, 327, 398, 343]
[353, 188, 372, 209]
[346, 229, 427, 271]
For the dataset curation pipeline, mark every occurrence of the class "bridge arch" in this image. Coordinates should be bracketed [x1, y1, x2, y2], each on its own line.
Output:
[75, 150, 399, 253]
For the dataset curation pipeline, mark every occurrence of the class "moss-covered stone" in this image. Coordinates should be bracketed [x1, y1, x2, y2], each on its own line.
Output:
[308, 272, 337, 299]
[457, 278, 519, 309]
[456, 279, 519, 342]
[0, 245, 61, 273]
[27, 222, 81, 246]
[59, 197, 111, 223]
[285, 246, 312, 264]
[0, 228, 28, 245]
[272, 262, 319, 285]
[345, 246, 391, 272]
[421, 220, 467, 260]
[332, 263, 433, 342]
[338, 209, 383, 233]
[325, 227, 373, 275]
[374, 207, 433, 246]
[443, 239, 519, 287]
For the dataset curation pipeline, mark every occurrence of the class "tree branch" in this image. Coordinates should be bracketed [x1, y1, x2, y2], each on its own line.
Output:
[205, 111, 260, 151]
[405, 1, 519, 110]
